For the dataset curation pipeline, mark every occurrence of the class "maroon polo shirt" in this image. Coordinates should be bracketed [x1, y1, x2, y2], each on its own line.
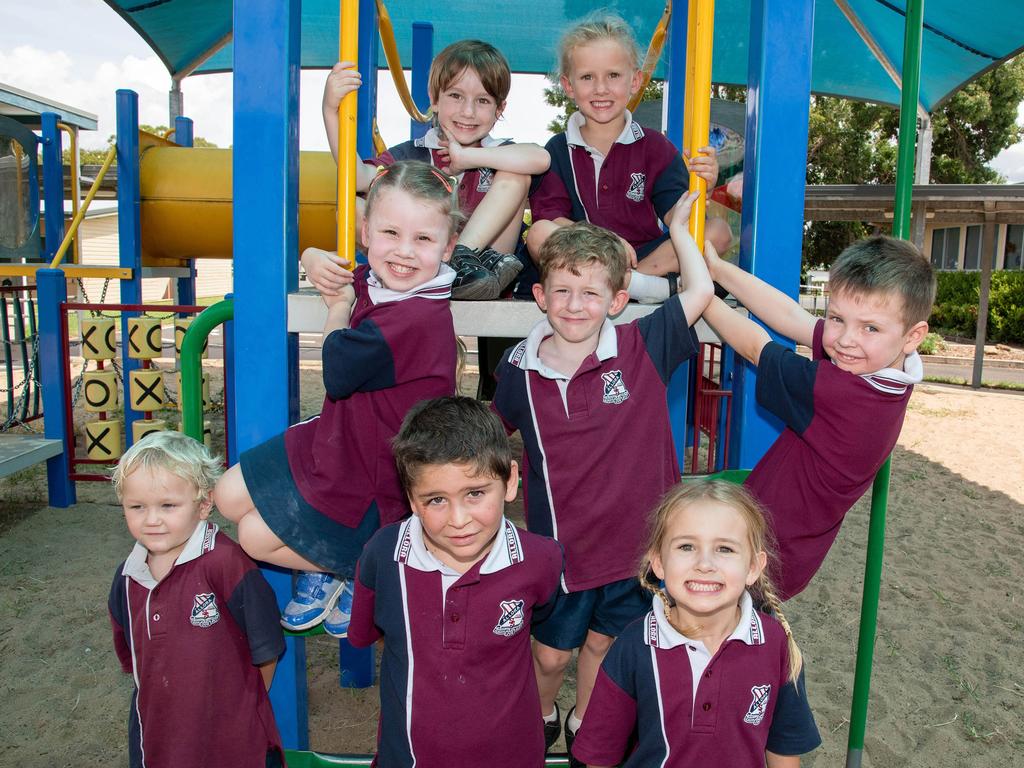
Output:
[573, 593, 820, 766]
[492, 298, 698, 592]
[530, 111, 688, 250]
[285, 265, 457, 526]
[108, 522, 284, 768]
[747, 319, 922, 599]
[349, 517, 563, 768]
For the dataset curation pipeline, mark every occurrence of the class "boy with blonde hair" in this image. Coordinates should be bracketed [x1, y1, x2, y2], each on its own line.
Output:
[492, 191, 713, 760]
[109, 431, 284, 768]
[702, 235, 936, 599]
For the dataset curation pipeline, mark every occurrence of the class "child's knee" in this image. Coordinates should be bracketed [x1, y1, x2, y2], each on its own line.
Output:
[490, 170, 530, 196]
[213, 465, 251, 523]
[533, 642, 573, 675]
[582, 630, 614, 657]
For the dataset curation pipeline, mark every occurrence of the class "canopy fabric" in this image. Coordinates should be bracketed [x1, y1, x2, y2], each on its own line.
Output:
[103, 0, 1024, 112]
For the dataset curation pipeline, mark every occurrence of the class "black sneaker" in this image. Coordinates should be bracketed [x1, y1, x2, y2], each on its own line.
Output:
[450, 244, 500, 300]
[564, 707, 585, 768]
[543, 703, 561, 752]
[479, 247, 524, 291]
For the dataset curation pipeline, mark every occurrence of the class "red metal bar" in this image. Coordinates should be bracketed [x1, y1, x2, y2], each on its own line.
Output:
[64, 302, 203, 313]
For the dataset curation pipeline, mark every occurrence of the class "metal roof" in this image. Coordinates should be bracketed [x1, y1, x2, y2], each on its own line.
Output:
[0, 83, 98, 131]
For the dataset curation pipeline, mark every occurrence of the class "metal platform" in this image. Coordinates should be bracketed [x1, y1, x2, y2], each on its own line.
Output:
[287, 289, 721, 342]
[0, 434, 63, 479]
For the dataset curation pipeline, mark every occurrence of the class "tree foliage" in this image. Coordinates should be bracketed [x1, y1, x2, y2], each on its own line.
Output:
[63, 124, 218, 165]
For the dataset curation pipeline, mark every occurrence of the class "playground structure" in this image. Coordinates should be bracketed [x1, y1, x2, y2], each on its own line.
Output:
[4, 0, 1021, 764]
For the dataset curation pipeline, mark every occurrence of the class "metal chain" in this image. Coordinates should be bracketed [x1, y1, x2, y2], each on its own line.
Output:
[2, 334, 42, 433]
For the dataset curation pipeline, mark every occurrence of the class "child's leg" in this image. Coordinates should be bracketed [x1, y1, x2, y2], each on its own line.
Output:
[525, 219, 561, 266]
[214, 465, 324, 571]
[458, 171, 529, 253]
[635, 238, 679, 276]
[533, 639, 574, 717]
[574, 629, 615, 718]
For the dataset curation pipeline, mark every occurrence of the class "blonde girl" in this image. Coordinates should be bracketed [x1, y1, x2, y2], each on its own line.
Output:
[571, 481, 821, 768]
[527, 12, 719, 303]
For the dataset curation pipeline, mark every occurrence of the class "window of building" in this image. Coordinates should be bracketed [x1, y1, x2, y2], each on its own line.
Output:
[930, 227, 960, 270]
[1005, 225, 1023, 270]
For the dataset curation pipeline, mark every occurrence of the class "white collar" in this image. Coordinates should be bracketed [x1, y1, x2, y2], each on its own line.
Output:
[507, 316, 619, 379]
[392, 515, 525, 575]
[644, 590, 765, 650]
[565, 109, 645, 151]
[416, 126, 508, 151]
[366, 263, 455, 305]
[122, 520, 218, 589]
[856, 350, 923, 395]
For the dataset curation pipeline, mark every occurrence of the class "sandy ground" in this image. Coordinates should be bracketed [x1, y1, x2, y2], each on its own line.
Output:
[1, 371, 1022, 767]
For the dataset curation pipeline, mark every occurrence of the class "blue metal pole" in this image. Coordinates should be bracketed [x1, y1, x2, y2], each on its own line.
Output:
[729, 0, 815, 470]
[40, 113, 64, 264]
[116, 90, 144, 448]
[233, 0, 307, 748]
[173, 116, 197, 314]
[411, 22, 434, 140]
[356, 0, 379, 160]
[37, 268, 76, 507]
[664, 0, 692, 467]
[223, 291, 238, 466]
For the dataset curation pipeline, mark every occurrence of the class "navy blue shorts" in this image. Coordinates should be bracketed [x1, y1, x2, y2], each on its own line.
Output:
[238, 432, 380, 578]
[532, 577, 650, 650]
[636, 231, 671, 260]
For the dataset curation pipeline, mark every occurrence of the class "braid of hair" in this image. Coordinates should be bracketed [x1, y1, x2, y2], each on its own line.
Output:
[757, 576, 803, 685]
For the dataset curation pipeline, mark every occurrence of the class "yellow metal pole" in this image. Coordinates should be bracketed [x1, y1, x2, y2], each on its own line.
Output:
[49, 144, 117, 269]
[627, 1, 672, 113]
[687, 0, 714, 247]
[682, 0, 698, 154]
[375, 0, 431, 123]
[337, 0, 360, 269]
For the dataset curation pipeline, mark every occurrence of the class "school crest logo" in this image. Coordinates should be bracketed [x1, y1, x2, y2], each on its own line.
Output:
[190, 593, 220, 628]
[476, 168, 494, 193]
[626, 172, 646, 202]
[493, 599, 526, 637]
[743, 684, 772, 725]
[601, 370, 630, 405]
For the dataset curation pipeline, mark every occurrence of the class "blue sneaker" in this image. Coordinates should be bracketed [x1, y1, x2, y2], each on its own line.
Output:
[323, 580, 354, 638]
[280, 572, 345, 631]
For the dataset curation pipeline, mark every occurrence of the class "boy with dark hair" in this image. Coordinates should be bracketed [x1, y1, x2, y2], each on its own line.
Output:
[701, 234, 936, 599]
[315, 40, 551, 299]
[348, 396, 564, 768]
[491, 192, 713, 760]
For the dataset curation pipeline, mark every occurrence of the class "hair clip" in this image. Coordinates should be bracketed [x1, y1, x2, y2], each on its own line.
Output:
[368, 166, 390, 191]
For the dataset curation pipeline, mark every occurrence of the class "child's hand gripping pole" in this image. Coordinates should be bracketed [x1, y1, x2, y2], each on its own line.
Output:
[685, 0, 715, 248]
[336, 0, 360, 269]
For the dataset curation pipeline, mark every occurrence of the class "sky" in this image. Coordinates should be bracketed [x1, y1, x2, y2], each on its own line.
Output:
[2, 0, 1023, 181]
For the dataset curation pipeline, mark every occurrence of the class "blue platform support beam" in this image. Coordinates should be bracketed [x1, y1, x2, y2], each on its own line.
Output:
[40, 113, 65, 264]
[664, 0, 692, 467]
[173, 116, 197, 315]
[356, 0, 379, 161]
[411, 22, 433, 140]
[116, 90, 144, 447]
[37, 269, 76, 507]
[233, 0, 307, 749]
[729, 0, 815, 469]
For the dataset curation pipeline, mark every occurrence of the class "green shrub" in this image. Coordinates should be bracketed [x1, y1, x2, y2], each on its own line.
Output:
[917, 332, 945, 355]
[928, 271, 1024, 344]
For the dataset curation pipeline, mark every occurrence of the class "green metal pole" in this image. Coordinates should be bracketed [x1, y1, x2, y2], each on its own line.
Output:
[846, 3, 923, 766]
[181, 299, 233, 442]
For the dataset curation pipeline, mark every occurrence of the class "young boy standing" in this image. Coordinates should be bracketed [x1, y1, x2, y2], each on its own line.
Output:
[348, 396, 563, 768]
[491, 191, 713, 762]
[108, 432, 284, 768]
[701, 235, 936, 599]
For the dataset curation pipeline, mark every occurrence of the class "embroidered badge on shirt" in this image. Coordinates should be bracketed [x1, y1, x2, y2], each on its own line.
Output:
[190, 592, 220, 628]
[626, 172, 646, 202]
[601, 370, 630, 404]
[743, 684, 772, 725]
[477, 168, 494, 193]
[493, 599, 526, 637]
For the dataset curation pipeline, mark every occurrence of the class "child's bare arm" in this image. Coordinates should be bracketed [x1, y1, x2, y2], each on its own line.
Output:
[322, 279, 357, 335]
[703, 245, 816, 347]
[667, 191, 714, 326]
[322, 62, 377, 191]
[766, 750, 801, 768]
[683, 144, 719, 188]
[259, 660, 277, 690]
[703, 295, 772, 366]
[439, 138, 551, 176]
